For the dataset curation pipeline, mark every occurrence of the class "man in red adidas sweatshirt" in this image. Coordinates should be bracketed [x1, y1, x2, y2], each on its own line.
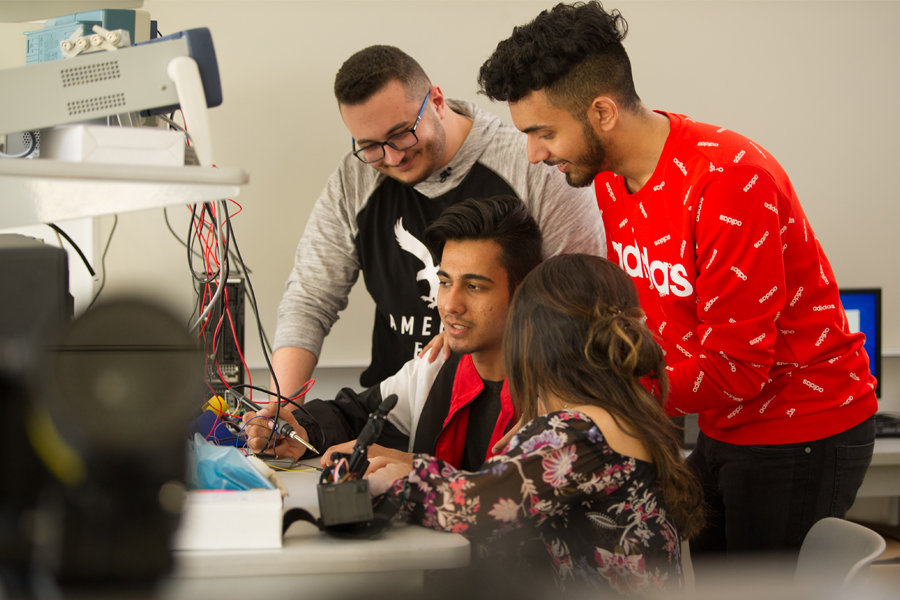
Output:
[478, 1, 877, 563]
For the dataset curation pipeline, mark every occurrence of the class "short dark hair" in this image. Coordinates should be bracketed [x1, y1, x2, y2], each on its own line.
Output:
[423, 195, 543, 296]
[334, 45, 431, 106]
[478, 2, 641, 115]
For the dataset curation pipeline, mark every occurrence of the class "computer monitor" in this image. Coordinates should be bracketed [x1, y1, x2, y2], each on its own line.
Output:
[839, 288, 881, 398]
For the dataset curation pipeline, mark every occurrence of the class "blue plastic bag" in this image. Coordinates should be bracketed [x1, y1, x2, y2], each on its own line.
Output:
[187, 433, 274, 491]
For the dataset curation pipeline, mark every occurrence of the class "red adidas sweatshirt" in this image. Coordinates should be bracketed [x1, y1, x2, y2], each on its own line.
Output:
[595, 112, 876, 445]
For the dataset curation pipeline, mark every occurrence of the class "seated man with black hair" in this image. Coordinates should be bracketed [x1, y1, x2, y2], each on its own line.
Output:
[244, 195, 542, 471]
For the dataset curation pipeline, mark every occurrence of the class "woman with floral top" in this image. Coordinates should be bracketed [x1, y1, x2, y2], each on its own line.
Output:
[367, 254, 704, 596]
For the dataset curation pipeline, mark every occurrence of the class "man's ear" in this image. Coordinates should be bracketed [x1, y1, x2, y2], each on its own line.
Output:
[430, 85, 446, 119]
[588, 96, 619, 134]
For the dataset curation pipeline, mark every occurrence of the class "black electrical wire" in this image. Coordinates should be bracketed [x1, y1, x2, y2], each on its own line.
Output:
[190, 208, 230, 335]
[230, 384, 304, 410]
[218, 239, 276, 396]
[184, 200, 280, 452]
[202, 241, 232, 392]
[86, 216, 117, 311]
[46, 223, 96, 277]
[186, 203, 222, 285]
[199, 208, 232, 330]
[187, 203, 218, 283]
[242, 281, 272, 356]
[186, 207, 207, 329]
[164, 207, 203, 261]
[186, 204, 202, 278]
[173, 205, 209, 326]
[187, 283, 201, 330]
[225, 209, 281, 452]
[192, 202, 257, 407]
[166, 206, 251, 276]
[195, 219, 259, 353]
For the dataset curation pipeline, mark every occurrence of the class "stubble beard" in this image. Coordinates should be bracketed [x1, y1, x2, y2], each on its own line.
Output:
[376, 113, 447, 187]
[563, 119, 608, 188]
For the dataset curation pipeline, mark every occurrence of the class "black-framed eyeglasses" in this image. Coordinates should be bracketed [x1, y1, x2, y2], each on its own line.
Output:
[351, 91, 430, 164]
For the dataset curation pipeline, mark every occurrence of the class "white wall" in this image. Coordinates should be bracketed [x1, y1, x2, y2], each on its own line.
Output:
[3, 1, 899, 407]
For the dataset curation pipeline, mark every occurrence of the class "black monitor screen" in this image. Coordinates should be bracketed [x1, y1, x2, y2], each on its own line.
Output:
[839, 288, 881, 398]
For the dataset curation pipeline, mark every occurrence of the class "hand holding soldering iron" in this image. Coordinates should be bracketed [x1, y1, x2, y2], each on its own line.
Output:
[239, 395, 318, 458]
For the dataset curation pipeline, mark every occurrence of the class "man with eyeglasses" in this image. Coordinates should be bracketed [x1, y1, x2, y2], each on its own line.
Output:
[272, 45, 605, 395]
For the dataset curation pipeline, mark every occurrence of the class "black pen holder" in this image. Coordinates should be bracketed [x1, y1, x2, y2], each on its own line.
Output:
[317, 480, 374, 527]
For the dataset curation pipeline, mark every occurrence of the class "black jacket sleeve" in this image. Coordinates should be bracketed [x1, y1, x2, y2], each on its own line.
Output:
[291, 386, 409, 456]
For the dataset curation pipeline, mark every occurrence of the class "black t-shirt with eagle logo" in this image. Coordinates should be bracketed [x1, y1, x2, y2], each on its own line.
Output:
[355, 164, 518, 386]
[273, 99, 605, 388]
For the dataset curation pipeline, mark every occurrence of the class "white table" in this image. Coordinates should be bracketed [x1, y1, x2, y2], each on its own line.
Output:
[162, 463, 470, 600]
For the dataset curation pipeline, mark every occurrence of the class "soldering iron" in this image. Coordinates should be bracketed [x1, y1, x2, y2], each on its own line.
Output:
[229, 390, 319, 455]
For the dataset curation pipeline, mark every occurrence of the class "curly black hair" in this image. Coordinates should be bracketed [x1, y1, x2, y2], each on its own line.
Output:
[334, 45, 431, 106]
[478, 2, 640, 115]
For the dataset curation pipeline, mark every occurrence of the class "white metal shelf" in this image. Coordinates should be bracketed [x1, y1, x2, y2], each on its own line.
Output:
[0, 159, 249, 228]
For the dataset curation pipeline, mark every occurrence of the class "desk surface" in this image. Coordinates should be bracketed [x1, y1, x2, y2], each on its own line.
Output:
[171, 463, 470, 580]
[167, 442, 899, 597]
[871, 437, 900, 465]
[858, 437, 900, 498]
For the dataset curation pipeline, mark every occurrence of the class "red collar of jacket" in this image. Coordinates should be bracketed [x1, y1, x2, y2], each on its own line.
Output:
[433, 354, 515, 468]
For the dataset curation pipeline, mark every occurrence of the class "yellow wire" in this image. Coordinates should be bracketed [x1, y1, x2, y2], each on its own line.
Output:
[25, 408, 86, 486]
[267, 465, 319, 473]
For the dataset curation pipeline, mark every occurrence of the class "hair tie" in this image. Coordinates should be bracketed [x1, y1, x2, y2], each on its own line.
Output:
[600, 305, 623, 320]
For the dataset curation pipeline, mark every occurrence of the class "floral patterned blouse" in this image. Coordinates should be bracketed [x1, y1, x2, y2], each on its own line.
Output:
[389, 409, 683, 595]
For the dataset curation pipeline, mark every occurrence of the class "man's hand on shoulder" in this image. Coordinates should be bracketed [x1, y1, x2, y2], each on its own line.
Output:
[418, 331, 451, 363]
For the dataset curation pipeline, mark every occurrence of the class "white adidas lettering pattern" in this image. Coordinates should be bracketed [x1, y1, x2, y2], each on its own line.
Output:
[759, 286, 777, 303]
[743, 174, 758, 191]
[693, 371, 704, 392]
[594, 113, 873, 442]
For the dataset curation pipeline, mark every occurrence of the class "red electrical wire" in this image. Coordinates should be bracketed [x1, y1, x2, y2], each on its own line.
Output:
[179, 109, 190, 146]
[183, 165, 254, 404]
[222, 283, 253, 399]
[226, 197, 242, 217]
